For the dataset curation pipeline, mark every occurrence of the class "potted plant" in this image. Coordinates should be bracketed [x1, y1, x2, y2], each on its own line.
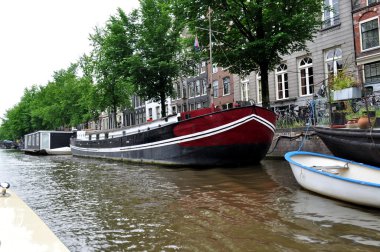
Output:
[330, 68, 361, 101]
[357, 110, 376, 129]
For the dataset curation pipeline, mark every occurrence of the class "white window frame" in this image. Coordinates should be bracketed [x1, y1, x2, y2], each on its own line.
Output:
[299, 57, 314, 97]
[201, 79, 207, 95]
[223, 77, 230, 96]
[200, 61, 206, 74]
[212, 64, 218, 73]
[323, 0, 339, 28]
[195, 80, 201, 97]
[256, 72, 262, 104]
[189, 82, 195, 98]
[275, 64, 289, 100]
[182, 81, 187, 98]
[325, 47, 343, 86]
[240, 77, 249, 102]
[213, 80, 219, 98]
[359, 16, 380, 52]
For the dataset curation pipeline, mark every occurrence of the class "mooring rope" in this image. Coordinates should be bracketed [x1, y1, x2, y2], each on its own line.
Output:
[298, 100, 315, 151]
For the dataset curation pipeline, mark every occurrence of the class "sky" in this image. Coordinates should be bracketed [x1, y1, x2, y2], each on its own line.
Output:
[0, 0, 140, 120]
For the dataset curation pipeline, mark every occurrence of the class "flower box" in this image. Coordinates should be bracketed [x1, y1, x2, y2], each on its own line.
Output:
[333, 87, 362, 101]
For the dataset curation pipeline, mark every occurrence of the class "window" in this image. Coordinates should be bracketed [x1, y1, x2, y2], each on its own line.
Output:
[223, 77, 230, 95]
[325, 48, 343, 86]
[323, 0, 340, 29]
[182, 81, 187, 98]
[189, 82, 195, 97]
[176, 83, 181, 99]
[156, 106, 160, 119]
[195, 80, 200, 96]
[256, 72, 262, 104]
[364, 61, 380, 83]
[148, 108, 153, 119]
[201, 79, 207, 95]
[213, 80, 219, 98]
[361, 18, 379, 51]
[212, 64, 218, 73]
[241, 77, 249, 101]
[368, 0, 378, 5]
[201, 61, 206, 74]
[276, 64, 289, 100]
[299, 57, 314, 96]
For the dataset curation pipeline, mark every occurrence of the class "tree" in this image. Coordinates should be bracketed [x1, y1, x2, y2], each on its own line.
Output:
[128, 0, 184, 117]
[0, 86, 41, 140]
[89, 8, 138, 128]
[174, 0, 323, 108]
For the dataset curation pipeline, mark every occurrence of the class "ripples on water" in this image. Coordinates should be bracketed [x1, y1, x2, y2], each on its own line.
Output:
[1, 149, 380, 251]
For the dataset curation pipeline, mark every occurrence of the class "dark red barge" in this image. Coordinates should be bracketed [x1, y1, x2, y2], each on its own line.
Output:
[70, 105, 276, 166]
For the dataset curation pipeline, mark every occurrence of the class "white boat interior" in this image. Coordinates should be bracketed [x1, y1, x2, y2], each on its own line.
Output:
[291, 153, 380, 185]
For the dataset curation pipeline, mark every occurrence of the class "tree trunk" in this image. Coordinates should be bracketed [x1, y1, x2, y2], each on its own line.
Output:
[113, 104, 117, 128]
[260, 63, 270, 109]
[160, 91, 166, 118]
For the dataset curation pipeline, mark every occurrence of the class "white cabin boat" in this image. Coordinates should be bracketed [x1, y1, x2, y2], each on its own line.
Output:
[23, 131, 74, 155]
[285, 151, 380, 208]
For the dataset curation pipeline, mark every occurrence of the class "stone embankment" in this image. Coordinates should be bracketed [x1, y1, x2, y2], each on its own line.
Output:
[266, 127, 331, 159]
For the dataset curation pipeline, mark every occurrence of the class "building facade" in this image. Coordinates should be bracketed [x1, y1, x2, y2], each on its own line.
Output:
[172, 61, 209, 113]
[234, 0, 356, 114]
[93, 0, 362, 130]
[353, 0, 380, 94]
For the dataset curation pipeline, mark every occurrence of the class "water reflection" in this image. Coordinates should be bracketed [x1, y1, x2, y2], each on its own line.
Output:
[1, 150, 380, 251]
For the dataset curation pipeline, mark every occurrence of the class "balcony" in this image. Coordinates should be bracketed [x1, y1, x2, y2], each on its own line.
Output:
[322, 15, 340, 30]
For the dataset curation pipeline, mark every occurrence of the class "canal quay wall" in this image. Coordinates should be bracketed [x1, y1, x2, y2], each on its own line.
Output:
[266, 127, 331, 159]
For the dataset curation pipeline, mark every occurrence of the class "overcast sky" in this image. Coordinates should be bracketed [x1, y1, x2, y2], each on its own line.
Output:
[0, 0, 140, 119]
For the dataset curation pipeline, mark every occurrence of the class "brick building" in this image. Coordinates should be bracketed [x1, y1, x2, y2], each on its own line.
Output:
[353, 0, 380, 93]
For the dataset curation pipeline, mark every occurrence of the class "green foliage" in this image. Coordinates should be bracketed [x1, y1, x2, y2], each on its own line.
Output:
[88, 8, 138, 127]
[330, 68, 357, 90]
[127, 0, 186, 117]
[173, 0, 323, 107]
[0, 64, 96, 140]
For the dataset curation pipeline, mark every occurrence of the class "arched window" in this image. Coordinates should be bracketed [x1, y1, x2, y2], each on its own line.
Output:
[325, 48, 343, 85]
[299, 57, 314, 96]
[276, 64, 289, 100]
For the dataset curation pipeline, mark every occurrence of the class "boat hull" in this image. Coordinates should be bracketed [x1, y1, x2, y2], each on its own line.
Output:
[285, 151, 380, 208]
[0, 189, 69, 251]
[314, 126, 380, 167]
[71, 106, 276, 166]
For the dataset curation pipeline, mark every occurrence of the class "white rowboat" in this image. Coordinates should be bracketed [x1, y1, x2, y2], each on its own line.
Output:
[284, 151, 380, 208]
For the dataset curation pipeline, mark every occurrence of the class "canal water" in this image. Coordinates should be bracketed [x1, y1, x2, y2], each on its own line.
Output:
[1, 149, 380, 252]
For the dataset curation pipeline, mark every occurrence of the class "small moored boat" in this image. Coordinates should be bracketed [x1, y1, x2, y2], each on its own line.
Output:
[314, 126, 380, 167]
[284, 151, 380, 208]
[22, 131, 74, 155]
